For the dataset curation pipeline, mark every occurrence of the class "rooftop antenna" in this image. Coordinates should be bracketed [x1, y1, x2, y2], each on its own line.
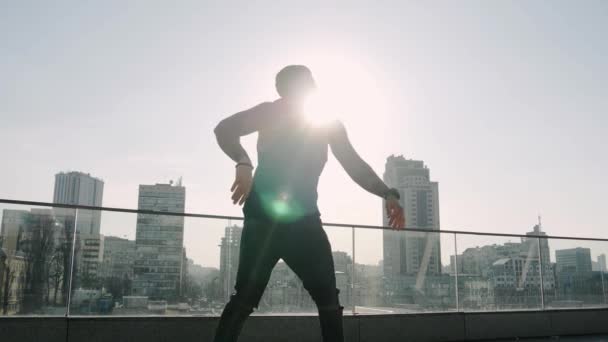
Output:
[177, 176, 183, 187]
[538, 214, 542, 232]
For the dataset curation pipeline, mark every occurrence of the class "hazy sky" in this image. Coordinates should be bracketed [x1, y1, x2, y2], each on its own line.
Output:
[1, 1, 607, 266]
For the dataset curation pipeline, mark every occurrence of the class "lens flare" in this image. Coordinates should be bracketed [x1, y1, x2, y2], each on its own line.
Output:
[302, 91, 336, 127]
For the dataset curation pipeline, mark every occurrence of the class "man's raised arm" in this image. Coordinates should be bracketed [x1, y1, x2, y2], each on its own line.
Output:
[214, 102, 274, 205]
[214, 102, 273, 164]
[328, 121, 405, 229]
[328, 121, 391, 198]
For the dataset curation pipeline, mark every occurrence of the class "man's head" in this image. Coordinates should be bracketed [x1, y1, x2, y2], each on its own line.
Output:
[275, 65, 316, 101]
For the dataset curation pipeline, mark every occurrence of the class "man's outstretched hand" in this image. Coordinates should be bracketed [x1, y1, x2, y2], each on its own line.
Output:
[231, 165, 253, 205]
[386, 196, 405, 230]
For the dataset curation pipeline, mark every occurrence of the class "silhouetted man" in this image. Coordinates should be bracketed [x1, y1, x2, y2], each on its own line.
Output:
[213, 65, 405, 342]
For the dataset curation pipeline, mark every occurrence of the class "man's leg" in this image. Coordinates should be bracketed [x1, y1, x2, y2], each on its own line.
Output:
[281, 216, 344, 342]
[213, 218, 280, 342]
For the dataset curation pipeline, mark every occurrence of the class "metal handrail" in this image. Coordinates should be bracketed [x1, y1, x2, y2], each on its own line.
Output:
[1, 198, 607, 242]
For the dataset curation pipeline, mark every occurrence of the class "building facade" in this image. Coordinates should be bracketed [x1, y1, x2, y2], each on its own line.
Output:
[219, 225, 242, 302]
[523, 224, 556, 291]
[382, 156, 441, 279]
[449, 223, 556, 309]
[0, 210, 30, 255]
[100, 236, 136, 280]
[0, 249, 27, 315]
[132, 183, 186, 300]
[53, 171, 104, 284]
[555, 247, 594, 301]
[556, 248, 593, 274]
[53, 171, 104, 235]
[597, 254, 607, 272]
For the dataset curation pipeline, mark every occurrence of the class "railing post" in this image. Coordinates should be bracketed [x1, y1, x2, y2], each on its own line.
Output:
[537, 237, 545, 310]
[453, 232, 459, 312]
[66, 208, 79, 317]
[601, 270, 606, 306]
[351, 226, 356, 315]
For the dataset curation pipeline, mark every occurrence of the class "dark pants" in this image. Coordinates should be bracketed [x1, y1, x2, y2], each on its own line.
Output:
[213, 215, 344, 342]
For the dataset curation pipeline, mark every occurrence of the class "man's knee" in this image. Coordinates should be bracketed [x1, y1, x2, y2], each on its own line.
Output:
[228, 284, 267, 311]
[226, 291, 260, 313]
[308, 286, 341, 309]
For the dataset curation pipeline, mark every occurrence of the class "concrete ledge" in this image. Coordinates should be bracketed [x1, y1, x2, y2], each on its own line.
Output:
[549, 309, 608, 337]
[1, 309, 608, 342]
[242, 315, 359, 342]
[68, 316, 218, 342]
[465, 311, 553, 341]
[358, 313, 465, 342]
[0, 316, 67, 342]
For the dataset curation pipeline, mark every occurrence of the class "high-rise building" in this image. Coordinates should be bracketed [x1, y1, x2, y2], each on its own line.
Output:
[524, 223, 555, 290]
[219, 225, 242, 302]
[133, 182, 186, 300]
[53, 171, 104, 284]
[555, 247, 593, 298]
[53, 171, 104, 235]
[598, 254, 607, 272]
[382, 156, 441, 281]
[556, 248, 593, 274]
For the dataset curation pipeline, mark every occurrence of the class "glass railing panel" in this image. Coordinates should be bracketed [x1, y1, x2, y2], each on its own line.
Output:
[541, 237, 608, 309]
[250, 222, 354, 315]
[68, 209, 230, 316]
[181, 216, 232, 316]
[69, 209, 136, 315]
[325, 224, 355, 315]
[0, 203, 75, 316]
[5, 199, 608, 317]
[455, 233, 542, 311]
[354, 228, 456, 314]
[66, 207, 356, 316]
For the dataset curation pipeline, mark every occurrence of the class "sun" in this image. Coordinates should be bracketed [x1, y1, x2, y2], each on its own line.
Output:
[303, 91, 338, 126]
[297, 55, 389, 129]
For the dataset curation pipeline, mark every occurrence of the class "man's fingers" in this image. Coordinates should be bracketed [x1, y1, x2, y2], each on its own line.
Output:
[231, 180, 238, 192]
[388, 211, 395, 228]
[231, 186, 242, 204]
[238, 189, 249, 206]
[385, 201, 405, 230]
[388, 207, 405, 230]
[387, 202, 395, 217]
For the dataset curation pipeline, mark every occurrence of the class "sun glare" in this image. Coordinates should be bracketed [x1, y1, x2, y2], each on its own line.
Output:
[303, 91, 337, 126]
[296, 55, 389, 130]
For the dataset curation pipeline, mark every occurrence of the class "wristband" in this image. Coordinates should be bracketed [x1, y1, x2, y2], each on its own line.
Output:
[236, 162, 254, 169]
[384, 188, 400, 200]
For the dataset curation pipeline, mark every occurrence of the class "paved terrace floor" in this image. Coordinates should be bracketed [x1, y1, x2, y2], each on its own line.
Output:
[481, 337, 608, 342]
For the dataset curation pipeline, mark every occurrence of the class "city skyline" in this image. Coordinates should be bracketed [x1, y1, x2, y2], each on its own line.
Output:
[2, 178, 607, 315]
[3, 164, 608, 269]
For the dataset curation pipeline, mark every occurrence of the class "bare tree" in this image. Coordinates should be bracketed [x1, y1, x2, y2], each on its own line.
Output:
[21, 213, 57, 313]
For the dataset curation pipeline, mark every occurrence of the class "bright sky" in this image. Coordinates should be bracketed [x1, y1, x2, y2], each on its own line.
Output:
[1, 1, 607, 266]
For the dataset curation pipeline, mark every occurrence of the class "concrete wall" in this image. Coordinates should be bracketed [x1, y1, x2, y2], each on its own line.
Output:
[1, 309, 607, 342]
